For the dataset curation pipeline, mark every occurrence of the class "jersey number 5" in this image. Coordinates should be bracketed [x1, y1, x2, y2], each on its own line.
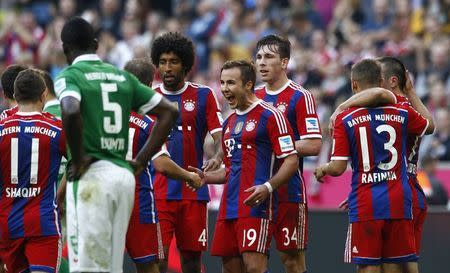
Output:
[101, 83, 122, 133]
[359, 124, 397, 171]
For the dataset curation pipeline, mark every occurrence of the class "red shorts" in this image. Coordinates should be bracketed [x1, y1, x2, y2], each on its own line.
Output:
[126, 220, 164, 263]
[211, 218, 273, 257]
[274, 202, 308, 251]
[156, 199, 207, 251]
[0, 235, 61, 273]
[345, 219, 416, 265]
[413, 206, 427, 257]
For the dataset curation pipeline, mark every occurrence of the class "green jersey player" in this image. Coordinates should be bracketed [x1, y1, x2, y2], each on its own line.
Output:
[56, 17, 178, 273]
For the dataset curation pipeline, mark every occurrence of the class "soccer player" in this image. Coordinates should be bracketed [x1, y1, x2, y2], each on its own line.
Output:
[0, 69, 66, 273]
[0, 64, 28, 120]
[56, 17, 178, 272]
[314, 59, 433, 273]
[189, 59, 299, 273]
[124, 58, 202, 273]
[150, 32, 223, 273]
[254, 34, 322, 273]
[330, 57, 434, 273]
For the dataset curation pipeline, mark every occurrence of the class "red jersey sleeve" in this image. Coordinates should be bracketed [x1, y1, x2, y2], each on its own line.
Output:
[267, 111, 297, 159]
[406, 105, 429, 136]
[295, 89, 322, 139]
[206, 90, 223, 135]
[330, 113, 350, 161]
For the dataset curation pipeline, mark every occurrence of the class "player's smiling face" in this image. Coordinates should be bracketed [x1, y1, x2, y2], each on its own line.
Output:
[158, 52, 185, 91]
[220, 67, 253, 111]
[255, 45, 287, 84]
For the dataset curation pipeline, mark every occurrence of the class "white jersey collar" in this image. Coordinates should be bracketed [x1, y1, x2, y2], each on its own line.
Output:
[16, 111, 43, 116]
[160, 81, 189, 95]
[72, 54, 101, 65]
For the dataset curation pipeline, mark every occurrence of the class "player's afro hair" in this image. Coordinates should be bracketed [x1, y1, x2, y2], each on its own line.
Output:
[151, 32, 195, 74]
[61, 17, 96, 51]
[1, 64, 28, 100]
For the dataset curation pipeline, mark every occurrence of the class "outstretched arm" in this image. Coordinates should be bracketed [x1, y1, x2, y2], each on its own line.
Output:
[314, 160, 348, 182]
[153, 155, 202, 189]
[329, 88, 396, 130]
[133, 98, 178, 174]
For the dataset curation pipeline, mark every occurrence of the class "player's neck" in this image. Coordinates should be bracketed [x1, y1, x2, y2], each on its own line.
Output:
[163, 80, 186, 92]
[265, 74, 289, 92]
[238, 93, 259, 111]
[18, 103, 43, 113]
[390, 87, 403, 96]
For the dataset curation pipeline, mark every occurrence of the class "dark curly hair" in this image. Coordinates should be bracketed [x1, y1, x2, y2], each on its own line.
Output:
[151, 32, 195, 74]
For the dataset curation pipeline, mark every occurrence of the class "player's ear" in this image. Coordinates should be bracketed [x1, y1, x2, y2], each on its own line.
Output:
[245, 80, 253, 92]
[389, 76, 398, 90]
[351, 80, 358, 93]
[93, 38, 99, 51]
[281, 58, 289, 70]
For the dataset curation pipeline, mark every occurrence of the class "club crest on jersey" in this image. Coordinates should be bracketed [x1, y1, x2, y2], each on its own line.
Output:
[234, 122, 244, 134]
[245, 119, 257, 132]
[305, 117, 320, 133]
[276, 102, 288, 113]
[183, 100, 196, 111]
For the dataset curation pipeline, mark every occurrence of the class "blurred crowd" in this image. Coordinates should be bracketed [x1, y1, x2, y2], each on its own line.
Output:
[0, 0, 449, 167]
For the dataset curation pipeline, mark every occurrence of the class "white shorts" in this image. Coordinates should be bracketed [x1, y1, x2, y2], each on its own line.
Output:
[66, 160, 135, 272]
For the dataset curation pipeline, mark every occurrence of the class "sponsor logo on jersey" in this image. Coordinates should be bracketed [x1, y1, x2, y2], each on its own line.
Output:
[234, 122, 244, 134]
[245, 120, 257, 132]
[184, 100, 195, 112]
[278, 135, 294, 152]
[276, 102, 288, 113]
[306, 117, 320, 133]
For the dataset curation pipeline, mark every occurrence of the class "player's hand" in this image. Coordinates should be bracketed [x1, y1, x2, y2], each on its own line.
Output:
[339, 198, 349, 211]
[404, 70, 415, 95]
[129, 159, 146, 176]
[202, 157, 222, 172]
[244, 185, 270, 207]
[68, 155, 93, 181]
[314, 164, 328, 183]
[187, 166, 206, 190]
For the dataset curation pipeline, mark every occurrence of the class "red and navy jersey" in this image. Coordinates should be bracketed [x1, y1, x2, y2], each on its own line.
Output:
[153, 82, 222, 201]
[127, 112, 168, 224]
[0, 105, 18, 121]
[218, 100, 297, 221]
[331, 104, 429, 222]
[255, 80, 321, 203]
[0, 112, 66, 239]
[393, 94, 427, 210]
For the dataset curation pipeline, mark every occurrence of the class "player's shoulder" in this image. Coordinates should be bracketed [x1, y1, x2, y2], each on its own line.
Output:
[188, 81, 214, 94]
[258, 100, 285, 119]
[288, 80, 310, 94]
[40, 112, 63, 128]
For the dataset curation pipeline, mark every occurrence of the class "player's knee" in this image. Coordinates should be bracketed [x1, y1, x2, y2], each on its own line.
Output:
[244, 260, 266, 273]
[283, 258, 303, 273]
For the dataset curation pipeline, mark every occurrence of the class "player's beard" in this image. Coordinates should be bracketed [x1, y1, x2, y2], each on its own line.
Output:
[163, 74, 184, 91]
